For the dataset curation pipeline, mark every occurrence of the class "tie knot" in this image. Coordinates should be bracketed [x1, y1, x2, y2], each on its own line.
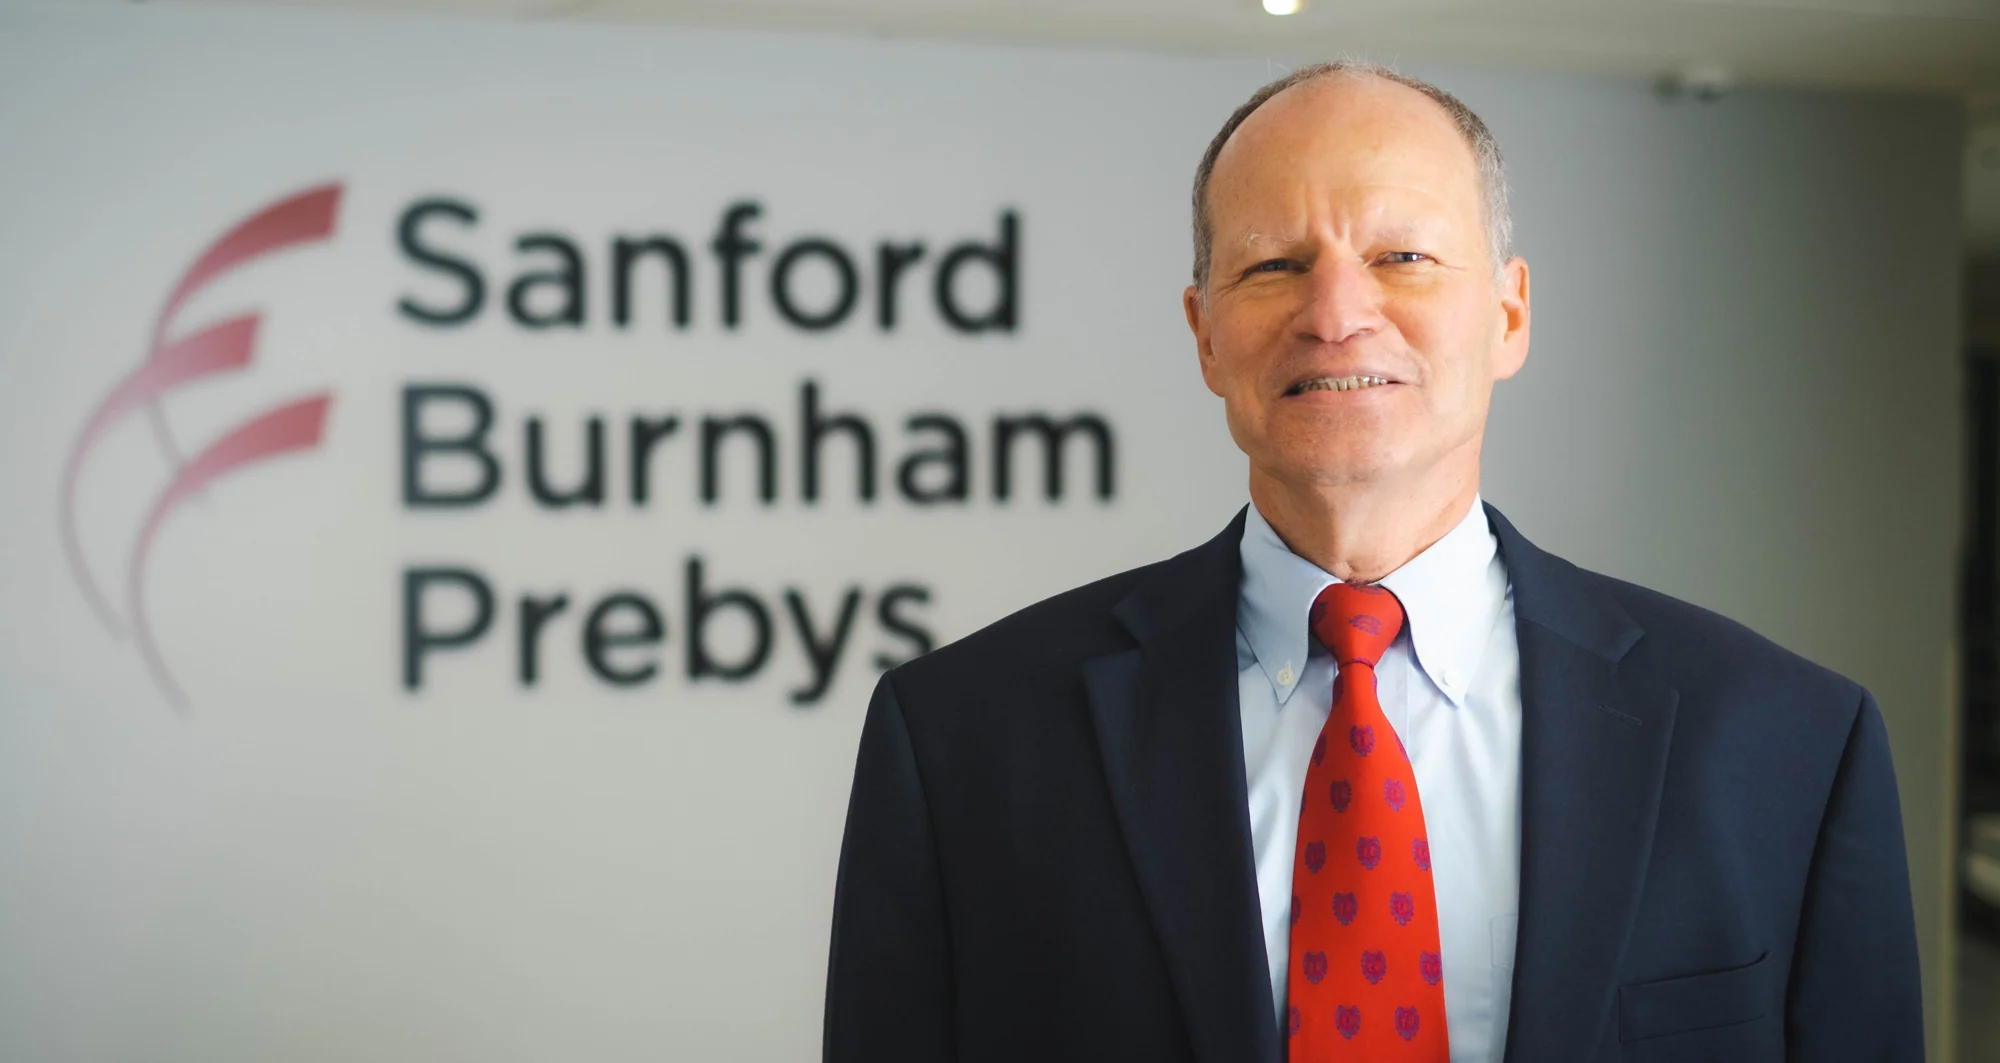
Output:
[1309, 582, 1405, 668]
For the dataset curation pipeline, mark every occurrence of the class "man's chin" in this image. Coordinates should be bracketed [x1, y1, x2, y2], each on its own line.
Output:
[1255, 450, 1412, 492]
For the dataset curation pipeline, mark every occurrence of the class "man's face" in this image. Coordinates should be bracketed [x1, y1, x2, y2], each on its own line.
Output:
[1185, 77, 1530, 496]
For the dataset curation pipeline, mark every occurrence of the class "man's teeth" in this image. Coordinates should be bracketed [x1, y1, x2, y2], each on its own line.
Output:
[1293, 376, 1391, 394]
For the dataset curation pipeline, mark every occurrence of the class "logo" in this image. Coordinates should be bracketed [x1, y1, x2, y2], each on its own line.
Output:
[59, 183, 343, 709]
[1332, 891, 1357, 925]
[1360, 949, 1387, 985]
[1390, 890, 1415, 926]
[1335, 1005, 1361, 1040]
[1328, 778, 1352, 812]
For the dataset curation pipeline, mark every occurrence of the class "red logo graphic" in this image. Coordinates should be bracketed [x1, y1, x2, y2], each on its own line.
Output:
[1360, 949, 1387, 985]
[1335, 1004, 1360, 1040]
[1329, 778, 1352, 812]
[60, 183, 343, 708]
[1390, 890, 1415, 926]
[1394, 1005, 1421, 1041]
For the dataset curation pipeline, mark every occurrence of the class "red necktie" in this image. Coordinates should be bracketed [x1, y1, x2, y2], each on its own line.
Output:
[1285, 582, 1449, 1060]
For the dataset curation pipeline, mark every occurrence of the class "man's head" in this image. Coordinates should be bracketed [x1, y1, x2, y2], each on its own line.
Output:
[1185, 63, 1530, 501]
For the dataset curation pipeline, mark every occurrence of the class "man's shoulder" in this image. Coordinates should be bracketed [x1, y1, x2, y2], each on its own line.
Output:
[888, 558, 1159, 699]
[887, 508, 1247, 707]
[1489, 503, 1866, 715]
[1568, 562, 1867, 713]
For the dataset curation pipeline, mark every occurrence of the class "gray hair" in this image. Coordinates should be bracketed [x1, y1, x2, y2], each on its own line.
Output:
[1190, 61, 1513, 288]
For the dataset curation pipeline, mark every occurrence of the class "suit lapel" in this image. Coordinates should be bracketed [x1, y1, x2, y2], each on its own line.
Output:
[1488, 505, 1680, 1061]
[1084, 508, 1281, 1063]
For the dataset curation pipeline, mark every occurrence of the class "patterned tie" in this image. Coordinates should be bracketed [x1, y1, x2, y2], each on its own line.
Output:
[1285, 582, 1449, 1060]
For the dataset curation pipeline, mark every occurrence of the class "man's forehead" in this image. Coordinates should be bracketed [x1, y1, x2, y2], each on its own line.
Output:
[1249, 73, 1456, 134]
[1215, 75, 1475, 186]
[1207, 80, 1482, 240]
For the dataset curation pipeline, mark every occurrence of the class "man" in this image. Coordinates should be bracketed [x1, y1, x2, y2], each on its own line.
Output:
[824, 62, 1923, 1063]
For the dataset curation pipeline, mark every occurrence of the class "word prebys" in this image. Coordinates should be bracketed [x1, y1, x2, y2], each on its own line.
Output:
[403, 559, 932, 706]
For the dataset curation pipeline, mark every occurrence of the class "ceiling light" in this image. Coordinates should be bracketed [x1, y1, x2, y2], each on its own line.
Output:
[1263, 0, 1303, 15]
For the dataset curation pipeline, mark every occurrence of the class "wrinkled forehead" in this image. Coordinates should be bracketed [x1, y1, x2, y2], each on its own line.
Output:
[1208, 76, 1483, 231]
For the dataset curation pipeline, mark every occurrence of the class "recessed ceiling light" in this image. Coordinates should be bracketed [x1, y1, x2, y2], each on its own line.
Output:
[1263, 0, 1304, 15]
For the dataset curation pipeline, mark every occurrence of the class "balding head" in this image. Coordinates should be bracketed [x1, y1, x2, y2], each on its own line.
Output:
[1191, 62, 1512, 288]
[1179, 61, 1531, 567]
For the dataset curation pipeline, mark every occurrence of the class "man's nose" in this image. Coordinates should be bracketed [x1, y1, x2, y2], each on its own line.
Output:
[1295, 256, 1386, 346]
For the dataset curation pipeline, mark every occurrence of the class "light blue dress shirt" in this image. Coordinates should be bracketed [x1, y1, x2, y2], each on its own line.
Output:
[1237, 499, 1522, 1063]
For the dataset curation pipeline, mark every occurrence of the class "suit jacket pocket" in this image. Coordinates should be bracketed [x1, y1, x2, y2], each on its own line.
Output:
[1617, 951, 1771, 1042]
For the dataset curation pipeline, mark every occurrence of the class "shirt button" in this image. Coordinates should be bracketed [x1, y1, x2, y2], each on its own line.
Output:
[1276, 665, 1295, 687]
[1443, 666, 1465, 690]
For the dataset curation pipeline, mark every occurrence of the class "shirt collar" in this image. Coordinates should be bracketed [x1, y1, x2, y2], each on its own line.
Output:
[1237, 497, 1505, 707]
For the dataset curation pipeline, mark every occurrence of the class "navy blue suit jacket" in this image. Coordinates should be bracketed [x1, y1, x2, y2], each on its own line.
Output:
[825, 505, 1924, 1062]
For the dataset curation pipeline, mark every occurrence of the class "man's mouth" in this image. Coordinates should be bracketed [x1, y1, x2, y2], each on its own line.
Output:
[1285, 375, 1394, 396]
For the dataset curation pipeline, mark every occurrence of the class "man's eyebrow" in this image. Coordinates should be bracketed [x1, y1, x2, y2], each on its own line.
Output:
[1238, 229, 1304, 250]
[1231, 221, 1440, 252]
[1375, 217, 1462, 245]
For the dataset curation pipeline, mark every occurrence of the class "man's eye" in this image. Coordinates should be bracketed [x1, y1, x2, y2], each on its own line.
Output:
[1243, 259, 1297, 277]
[1379, 251, 1430, 265]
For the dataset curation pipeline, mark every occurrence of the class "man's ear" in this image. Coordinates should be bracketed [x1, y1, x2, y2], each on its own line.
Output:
[1186, 284, 1225, 396]
[1492, 257, 1531, 382]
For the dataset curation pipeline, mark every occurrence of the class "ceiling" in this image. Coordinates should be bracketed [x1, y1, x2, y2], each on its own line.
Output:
[128, 0, 2000, 251]
[235, 0, 2000, 95]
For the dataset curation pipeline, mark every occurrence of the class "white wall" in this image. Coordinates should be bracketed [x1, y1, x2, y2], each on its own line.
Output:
[0, 3, 1962, 1059]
